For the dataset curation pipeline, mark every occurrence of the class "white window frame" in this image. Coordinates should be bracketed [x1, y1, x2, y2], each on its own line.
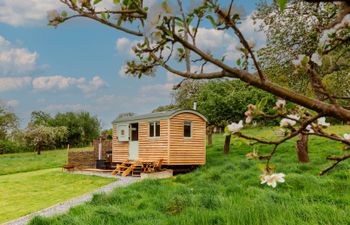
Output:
[149, 121, 160, 138]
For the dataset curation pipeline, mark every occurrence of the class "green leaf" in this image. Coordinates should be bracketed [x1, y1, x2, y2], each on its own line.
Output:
[61, 11, 67, 18]
[176, 22, 183, 27]
[100, 11, 106, 20]
[236, 58, 241, 66]
[93, 0, 102, 4]
[206, 15, 218, 27]
[276, 0, 288, 11]
[113, 0, 120, 4]
[256, 97, 269, 112]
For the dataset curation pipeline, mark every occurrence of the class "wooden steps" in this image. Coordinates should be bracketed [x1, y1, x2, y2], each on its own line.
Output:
[111, 159, 163, 177]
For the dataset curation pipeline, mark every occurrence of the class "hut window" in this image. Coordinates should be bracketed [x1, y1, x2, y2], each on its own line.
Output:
[150, 121, 160, 137]
[184, 121, 192, 137]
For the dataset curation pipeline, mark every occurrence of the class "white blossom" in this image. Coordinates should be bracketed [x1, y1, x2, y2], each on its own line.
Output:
[311, 53, 322, 66]
[244, 104, 256, 124]
[317, 117, 330, 127]
[228, 120, 243, 133]
[305, 125, 314, 133]
[144, 1, 180, 40]
[280, 114, 299, 127]
[248, 39, 256, 49]
[343, 133, 350, 141]
[260, 173, 285, 188]
[245, 116, 253, 124]
[47, 10, 59, 21]
[275, 99, 286, 109]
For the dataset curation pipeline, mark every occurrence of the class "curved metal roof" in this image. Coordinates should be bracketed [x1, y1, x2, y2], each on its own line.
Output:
[112, 109, 207, 124]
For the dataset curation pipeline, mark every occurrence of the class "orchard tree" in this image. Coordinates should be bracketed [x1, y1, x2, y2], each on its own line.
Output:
[195, 79, 275, 151]
[252, 0, 350, 162]
[24, 125, 68, 155]
[0, 104, 18, 140]
[52, 112, 100, 146]
[49, 0, 350, 179]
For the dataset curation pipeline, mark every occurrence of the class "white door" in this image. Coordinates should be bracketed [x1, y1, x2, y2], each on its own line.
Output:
[129, 141, 139, 160]
[129, 123, 139, 160]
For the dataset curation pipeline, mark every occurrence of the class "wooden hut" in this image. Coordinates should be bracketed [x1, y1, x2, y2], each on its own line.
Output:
[112, 109, 207, 170]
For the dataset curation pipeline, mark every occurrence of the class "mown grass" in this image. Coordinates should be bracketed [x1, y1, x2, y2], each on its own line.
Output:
[0, 168, 114, 224]
[29, 125, 350, 225]
[0, 146, 92, 176]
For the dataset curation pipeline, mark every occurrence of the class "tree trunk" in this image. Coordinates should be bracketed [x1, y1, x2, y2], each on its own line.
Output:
[224, 135, 231, 154]
[37, 146, 41, 155]
[207, 126, 214, 146]
[296, 133, 309, 163]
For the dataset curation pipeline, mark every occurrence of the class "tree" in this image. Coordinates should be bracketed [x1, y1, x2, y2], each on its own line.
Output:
[117, 112, 136, 119]
[172, 79, 275, 151]
[51, 112, 100, 146]
[0, 105, 18, 140]
[24, 125, 68, 155]
[196, 79, 275, 152]
[152, 104, 178, 113]
[254, 0, 350, 162]
[49, 0, 350, 117]
[50, 0, 350, 173]
[30, 111, 52, 126]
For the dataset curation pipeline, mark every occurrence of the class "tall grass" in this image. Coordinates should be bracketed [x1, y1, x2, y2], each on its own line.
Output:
[30, 126, 350, 225]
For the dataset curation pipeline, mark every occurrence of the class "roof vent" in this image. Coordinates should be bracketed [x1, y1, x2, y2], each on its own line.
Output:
[193, 101, 197, 111]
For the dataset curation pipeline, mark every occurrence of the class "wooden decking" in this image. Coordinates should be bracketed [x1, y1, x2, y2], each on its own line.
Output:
[112, 159, 164, 177]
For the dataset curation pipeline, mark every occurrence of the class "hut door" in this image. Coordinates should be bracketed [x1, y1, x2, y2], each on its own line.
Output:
[129, 123, 139, 160]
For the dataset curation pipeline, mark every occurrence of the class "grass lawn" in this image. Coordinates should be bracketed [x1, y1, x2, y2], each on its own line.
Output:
[0, 168, 114, 224]
[0, 146, 92, 176]
[30, 126, 350, 225]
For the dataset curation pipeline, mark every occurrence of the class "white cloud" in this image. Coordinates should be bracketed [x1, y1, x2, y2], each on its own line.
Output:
[32, 75, 84, 91]
[0, 36, 38, 75]
[0, 99, 19, 108]
[118, 64, 128, 77]
[0, 77, 32, 92]
[115, 37, 140, 56]
[116, 38, 131, 52]
[0, 0, 64, 26]
[32, 75, 106, 95]
[140, 83, 175, 97]
[196, 27, 233, 50]
[77, 76, 106, 95]
[222, 12, 267, 62]
[238, 12, 266, 49]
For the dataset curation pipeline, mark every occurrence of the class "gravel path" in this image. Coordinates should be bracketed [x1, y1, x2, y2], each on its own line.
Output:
[4, 173, 140, 225]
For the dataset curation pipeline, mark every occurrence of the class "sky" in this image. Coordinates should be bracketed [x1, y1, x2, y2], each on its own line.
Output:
[0, 0, 266, 129]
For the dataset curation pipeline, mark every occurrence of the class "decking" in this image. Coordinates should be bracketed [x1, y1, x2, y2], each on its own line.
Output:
[111, 159, 163, 177]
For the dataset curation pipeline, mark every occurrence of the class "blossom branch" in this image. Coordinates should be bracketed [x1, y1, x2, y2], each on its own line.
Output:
[319, 154, 350, 176]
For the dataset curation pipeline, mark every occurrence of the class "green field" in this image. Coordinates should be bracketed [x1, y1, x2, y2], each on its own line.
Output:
[0, 147, 92, 176]
[0, 147, 114, 224]
[29, 126, 350, 225]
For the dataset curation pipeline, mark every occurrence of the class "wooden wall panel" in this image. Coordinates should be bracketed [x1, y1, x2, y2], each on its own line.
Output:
[112, 112, 206, 165]
[138, 120, 169, 163]
[112, 125, 129, 162]
[169, 113, 206, 165]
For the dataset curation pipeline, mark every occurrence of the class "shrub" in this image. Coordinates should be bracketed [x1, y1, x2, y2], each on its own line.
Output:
[0, 139, 33, 154]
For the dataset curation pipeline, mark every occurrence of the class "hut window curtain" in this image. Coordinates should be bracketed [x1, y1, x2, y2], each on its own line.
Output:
[150, 121, 160, 137]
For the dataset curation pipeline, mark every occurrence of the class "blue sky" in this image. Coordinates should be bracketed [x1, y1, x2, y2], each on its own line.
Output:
[0, 0, 265, 129]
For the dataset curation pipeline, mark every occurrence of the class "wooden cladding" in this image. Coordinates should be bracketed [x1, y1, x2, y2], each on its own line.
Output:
[169, 113, 206, 165]
[112, 112, 206, 166]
